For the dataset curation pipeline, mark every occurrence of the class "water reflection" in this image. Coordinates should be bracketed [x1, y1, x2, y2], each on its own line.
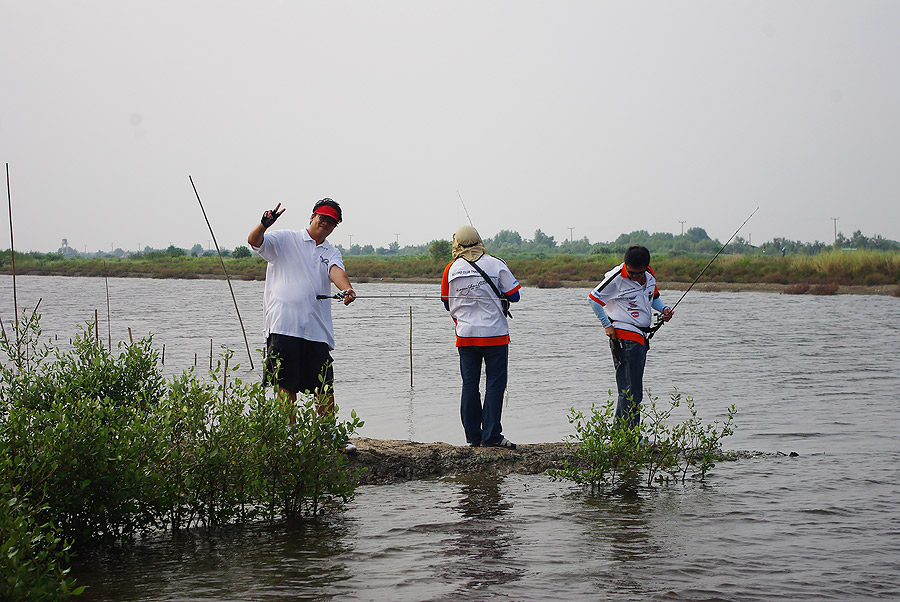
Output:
[406, 387, 416, 441]
[562, 480, 660, 599]
[585, 484, 658, 561]
[77, 520, 356, 601]
[437, 475, 523, 600]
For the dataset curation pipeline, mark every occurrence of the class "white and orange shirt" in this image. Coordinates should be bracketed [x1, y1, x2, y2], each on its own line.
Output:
[252, 228, 344, 349]
[441, 255, 521, 347]
[589, 263, 660, 345]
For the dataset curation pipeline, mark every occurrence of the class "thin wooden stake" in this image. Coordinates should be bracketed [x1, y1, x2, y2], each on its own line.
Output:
[194, 353, 197, 367]
[128, 327, 133, 344]
[409, 306, 413, 387]
[210, 338, 213, 370]
[222, 353, 229, 403]
[190, 176, 255, 369]
[162, 344, 165, 365]
[94, 310, 99, 344]
[104, 264, 112, 348]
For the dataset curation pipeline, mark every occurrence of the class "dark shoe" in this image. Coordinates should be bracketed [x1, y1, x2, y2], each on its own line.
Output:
[467, 441, 481, 447]
[483, 437, 516, 450]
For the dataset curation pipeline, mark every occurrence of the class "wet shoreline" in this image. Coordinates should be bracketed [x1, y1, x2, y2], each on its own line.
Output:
[347, 438, 775, 485]
[7, 270, 897, 296]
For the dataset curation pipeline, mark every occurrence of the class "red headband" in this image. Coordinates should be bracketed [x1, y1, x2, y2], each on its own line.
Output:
[313, 205, 340, 223]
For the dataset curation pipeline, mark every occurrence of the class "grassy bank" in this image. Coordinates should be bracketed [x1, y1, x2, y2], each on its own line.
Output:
[3, 251, 900, 291]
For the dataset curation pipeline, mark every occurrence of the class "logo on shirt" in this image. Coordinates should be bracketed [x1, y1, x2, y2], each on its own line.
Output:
[455, 280, 488, 296]
[627, 299, 640, 318]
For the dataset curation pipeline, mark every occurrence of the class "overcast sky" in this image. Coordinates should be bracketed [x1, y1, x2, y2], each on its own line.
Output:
[2, 1, 898, 253]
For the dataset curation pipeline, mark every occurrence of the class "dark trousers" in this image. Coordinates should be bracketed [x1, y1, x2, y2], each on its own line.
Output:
[610, 339, 647, 429]
[458, 344, 509, 445]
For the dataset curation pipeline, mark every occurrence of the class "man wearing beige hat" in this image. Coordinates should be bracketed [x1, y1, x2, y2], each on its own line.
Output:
[441, 225, 521, 449]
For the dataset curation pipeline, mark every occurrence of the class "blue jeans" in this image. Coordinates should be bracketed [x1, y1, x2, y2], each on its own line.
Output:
[458, 345, 509, 445]
[610, 339, 647, 429]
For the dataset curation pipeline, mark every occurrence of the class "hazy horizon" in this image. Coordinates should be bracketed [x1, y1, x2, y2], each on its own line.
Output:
[3, 1, 899, 254]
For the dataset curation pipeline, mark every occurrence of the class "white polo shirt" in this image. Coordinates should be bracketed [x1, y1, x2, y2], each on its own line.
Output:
[589, 263, 660, 345]
[441, 255, 521, 346]
[252, 228, 344, 349]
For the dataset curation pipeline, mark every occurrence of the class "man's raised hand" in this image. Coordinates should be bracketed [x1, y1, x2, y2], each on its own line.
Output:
[261, 203, 286, 228]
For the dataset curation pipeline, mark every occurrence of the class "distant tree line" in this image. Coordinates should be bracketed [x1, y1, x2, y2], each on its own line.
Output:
[7, 227, 900, 264]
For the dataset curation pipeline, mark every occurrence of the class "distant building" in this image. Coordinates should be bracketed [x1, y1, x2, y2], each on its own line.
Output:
[57, 238, 79, 258]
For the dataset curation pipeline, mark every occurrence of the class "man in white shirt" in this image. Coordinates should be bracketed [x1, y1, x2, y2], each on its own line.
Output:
[441, 225, 521, 449]
[589, 245, 673, 429]
[248, 198, 356, 425]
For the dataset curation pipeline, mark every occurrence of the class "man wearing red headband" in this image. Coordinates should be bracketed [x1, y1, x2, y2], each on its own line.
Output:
[248, 198, 357, 451]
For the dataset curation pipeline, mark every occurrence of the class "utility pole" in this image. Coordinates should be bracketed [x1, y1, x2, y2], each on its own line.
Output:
[678, 220, 686, 236]
[568, 227, 574, 242]
[348, 234, 353, 248]
[394, 233, 400, 245]
[831, 217, 839, 243]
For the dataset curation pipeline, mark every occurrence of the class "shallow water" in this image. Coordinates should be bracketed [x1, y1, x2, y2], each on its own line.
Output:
[3, 275, 900, 600]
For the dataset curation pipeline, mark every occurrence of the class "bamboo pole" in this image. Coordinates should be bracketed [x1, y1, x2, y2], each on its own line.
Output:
[189, 176, 254, 369]
[7, 163, 19, 356]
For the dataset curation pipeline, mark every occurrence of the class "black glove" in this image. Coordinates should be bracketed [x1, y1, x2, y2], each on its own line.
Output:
[261, 207, 281, 228]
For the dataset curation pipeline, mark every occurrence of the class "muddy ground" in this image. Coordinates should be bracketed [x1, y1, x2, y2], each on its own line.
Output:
[347, 439, 571, 485]
[346, 438, 776, 485]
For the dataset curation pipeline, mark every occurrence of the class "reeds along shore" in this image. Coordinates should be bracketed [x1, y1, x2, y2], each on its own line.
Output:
[1, 251, 899, 292]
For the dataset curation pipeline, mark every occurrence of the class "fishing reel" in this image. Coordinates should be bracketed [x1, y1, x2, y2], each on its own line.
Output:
[317, 290, 351, 300]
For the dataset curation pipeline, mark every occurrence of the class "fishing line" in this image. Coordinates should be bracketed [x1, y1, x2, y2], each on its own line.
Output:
[189, 176, 255, 370]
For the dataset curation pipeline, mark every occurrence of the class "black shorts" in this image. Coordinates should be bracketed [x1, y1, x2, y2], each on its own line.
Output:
[264, 333, 334, 396]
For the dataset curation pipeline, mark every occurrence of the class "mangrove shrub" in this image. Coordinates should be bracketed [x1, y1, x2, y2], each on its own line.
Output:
[0, 311, 365, 597]
[548, 391, 736, 490]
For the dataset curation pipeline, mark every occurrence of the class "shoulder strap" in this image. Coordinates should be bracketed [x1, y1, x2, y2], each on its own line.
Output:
[464, 257, 512, 318]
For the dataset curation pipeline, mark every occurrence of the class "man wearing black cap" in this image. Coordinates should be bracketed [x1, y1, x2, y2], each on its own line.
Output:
[589, 245, 673, 429]
[248, 198, 357, 450]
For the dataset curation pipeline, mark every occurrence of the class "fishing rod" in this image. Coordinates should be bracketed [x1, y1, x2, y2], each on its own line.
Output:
[317, 292, 500, 301]
[457, 190, 473, 226]
[189, 176, 255, 370]
[646, 207, 759, 340]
